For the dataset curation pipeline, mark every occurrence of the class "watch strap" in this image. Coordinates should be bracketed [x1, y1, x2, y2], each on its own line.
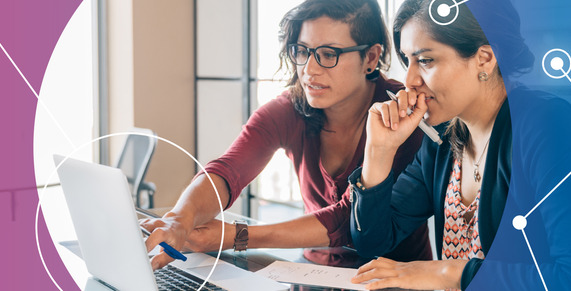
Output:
[233, 220, 248, 252]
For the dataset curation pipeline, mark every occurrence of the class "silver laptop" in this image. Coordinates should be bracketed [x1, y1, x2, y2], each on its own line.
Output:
[53, 155, 287, 291]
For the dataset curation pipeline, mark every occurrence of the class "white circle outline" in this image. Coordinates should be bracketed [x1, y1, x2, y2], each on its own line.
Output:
[542, 48, 571, 79]
[36, 132, 225, 291]
[429, 0, 460, 26]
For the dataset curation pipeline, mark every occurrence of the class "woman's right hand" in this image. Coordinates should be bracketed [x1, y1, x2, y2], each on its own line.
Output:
[367, 88, 427, 150]
[361, 89, 427, 187]
[140, 212, 194, 270]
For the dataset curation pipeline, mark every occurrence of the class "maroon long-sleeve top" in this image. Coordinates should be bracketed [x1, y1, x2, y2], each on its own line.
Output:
[201, 76, 432, 261]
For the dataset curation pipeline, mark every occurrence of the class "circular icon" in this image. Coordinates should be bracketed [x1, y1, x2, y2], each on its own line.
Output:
[551, 57, 564, 71]
[542, 48, 571, 79]
[437, 4, 451, 17]
[512, 215, 527, 230]
[429, 0, 460, 26]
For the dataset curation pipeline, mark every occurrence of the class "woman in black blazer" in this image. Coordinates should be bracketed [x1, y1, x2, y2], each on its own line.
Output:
[349, 0, 571, 290]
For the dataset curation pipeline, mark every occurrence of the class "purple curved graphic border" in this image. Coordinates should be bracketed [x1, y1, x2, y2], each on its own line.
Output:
[0, 0, 82, 290]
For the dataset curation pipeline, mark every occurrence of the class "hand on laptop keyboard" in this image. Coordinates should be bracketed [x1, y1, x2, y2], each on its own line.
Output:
[141, 215, 192, 270]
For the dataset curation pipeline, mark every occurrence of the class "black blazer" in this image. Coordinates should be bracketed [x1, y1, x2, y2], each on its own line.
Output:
[349, 99, 512, 288]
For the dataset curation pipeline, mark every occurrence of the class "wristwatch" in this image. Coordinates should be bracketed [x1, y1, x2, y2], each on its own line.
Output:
[233, 220, 249, 252]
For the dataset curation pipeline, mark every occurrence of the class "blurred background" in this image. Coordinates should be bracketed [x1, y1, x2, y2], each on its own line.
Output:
[35, 0, 411, 222]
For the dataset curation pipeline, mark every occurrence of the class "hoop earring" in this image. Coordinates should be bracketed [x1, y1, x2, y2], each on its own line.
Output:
[478, 71, 489, 81]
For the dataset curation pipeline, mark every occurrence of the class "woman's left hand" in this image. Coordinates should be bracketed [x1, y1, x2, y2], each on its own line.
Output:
[351, 257, 467, 290]
[182, 219, 234, 253]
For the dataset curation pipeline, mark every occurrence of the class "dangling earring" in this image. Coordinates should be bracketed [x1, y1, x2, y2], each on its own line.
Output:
[478, 71, 489, 81]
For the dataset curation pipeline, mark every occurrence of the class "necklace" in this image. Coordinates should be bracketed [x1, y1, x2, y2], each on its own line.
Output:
[472, 137, 491, 182]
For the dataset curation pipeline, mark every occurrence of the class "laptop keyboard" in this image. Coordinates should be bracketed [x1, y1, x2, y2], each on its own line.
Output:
[154, 265, 227, 291]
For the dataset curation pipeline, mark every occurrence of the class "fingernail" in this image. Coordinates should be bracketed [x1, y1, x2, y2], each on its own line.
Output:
[400, 110, 406, 117]
[392, 122, 398, 130]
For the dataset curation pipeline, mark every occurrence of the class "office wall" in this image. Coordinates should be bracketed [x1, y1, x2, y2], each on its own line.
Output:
[108, 0, 195, 208]
[107, 0, 134, 157]
[195, 0, 248, 214]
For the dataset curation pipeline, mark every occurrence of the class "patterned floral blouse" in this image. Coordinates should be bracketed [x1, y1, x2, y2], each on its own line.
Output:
[442, 159, 485, 260]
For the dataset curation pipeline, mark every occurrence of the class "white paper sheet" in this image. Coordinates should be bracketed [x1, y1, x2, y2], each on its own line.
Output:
[255, 261, 367, 290]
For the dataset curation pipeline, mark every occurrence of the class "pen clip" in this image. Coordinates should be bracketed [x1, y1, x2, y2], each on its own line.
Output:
[386, 90, 398, 101]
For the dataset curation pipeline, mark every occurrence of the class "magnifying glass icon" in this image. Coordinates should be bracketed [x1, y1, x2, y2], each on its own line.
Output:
[542, 48, 571, 83]
[429, 0, 469, 26]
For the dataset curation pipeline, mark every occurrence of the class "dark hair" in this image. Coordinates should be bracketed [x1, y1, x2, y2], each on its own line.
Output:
[393, 0, 533, 158]
[278, 0, 391, 135]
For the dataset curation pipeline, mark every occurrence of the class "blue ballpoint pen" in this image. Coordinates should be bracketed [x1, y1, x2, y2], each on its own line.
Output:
[386, 90, 443, 145]
[141, 227, 187, 262]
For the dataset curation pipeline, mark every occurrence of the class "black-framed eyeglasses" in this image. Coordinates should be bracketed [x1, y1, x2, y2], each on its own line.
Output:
[287, 44, 370, 68]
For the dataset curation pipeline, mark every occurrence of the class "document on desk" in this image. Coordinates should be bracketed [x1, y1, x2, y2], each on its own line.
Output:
[256, 261, 367, 290]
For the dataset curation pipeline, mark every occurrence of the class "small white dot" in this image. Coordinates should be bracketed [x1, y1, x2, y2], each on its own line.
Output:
[437, 4, 451, 17]
[551, 57, 564, 71]
[512, 215, 527, 230]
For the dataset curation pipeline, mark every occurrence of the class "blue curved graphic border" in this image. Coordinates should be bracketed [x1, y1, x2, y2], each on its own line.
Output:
[467, 0, 571, 290]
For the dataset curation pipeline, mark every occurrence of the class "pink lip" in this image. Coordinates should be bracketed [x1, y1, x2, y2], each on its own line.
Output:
[304, 82, 329, 95]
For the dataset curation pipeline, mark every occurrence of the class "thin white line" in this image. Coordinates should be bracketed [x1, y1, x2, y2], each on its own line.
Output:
[521, 229, 548, 291]
[37, 132, 226, 291]
[525, 170, 571, 218]
[560, 68, 571, 83]
[0, 42, 77, 149]
[450, 0, 469, 8]
[1, 41, 72, 291]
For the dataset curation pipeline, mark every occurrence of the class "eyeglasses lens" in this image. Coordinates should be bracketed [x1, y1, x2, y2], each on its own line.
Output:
[289, 45, 338, 68]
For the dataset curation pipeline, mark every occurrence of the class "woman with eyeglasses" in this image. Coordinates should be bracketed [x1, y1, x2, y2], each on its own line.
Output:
[349, 0, 571, 290]
[142, 0, 432, 270]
